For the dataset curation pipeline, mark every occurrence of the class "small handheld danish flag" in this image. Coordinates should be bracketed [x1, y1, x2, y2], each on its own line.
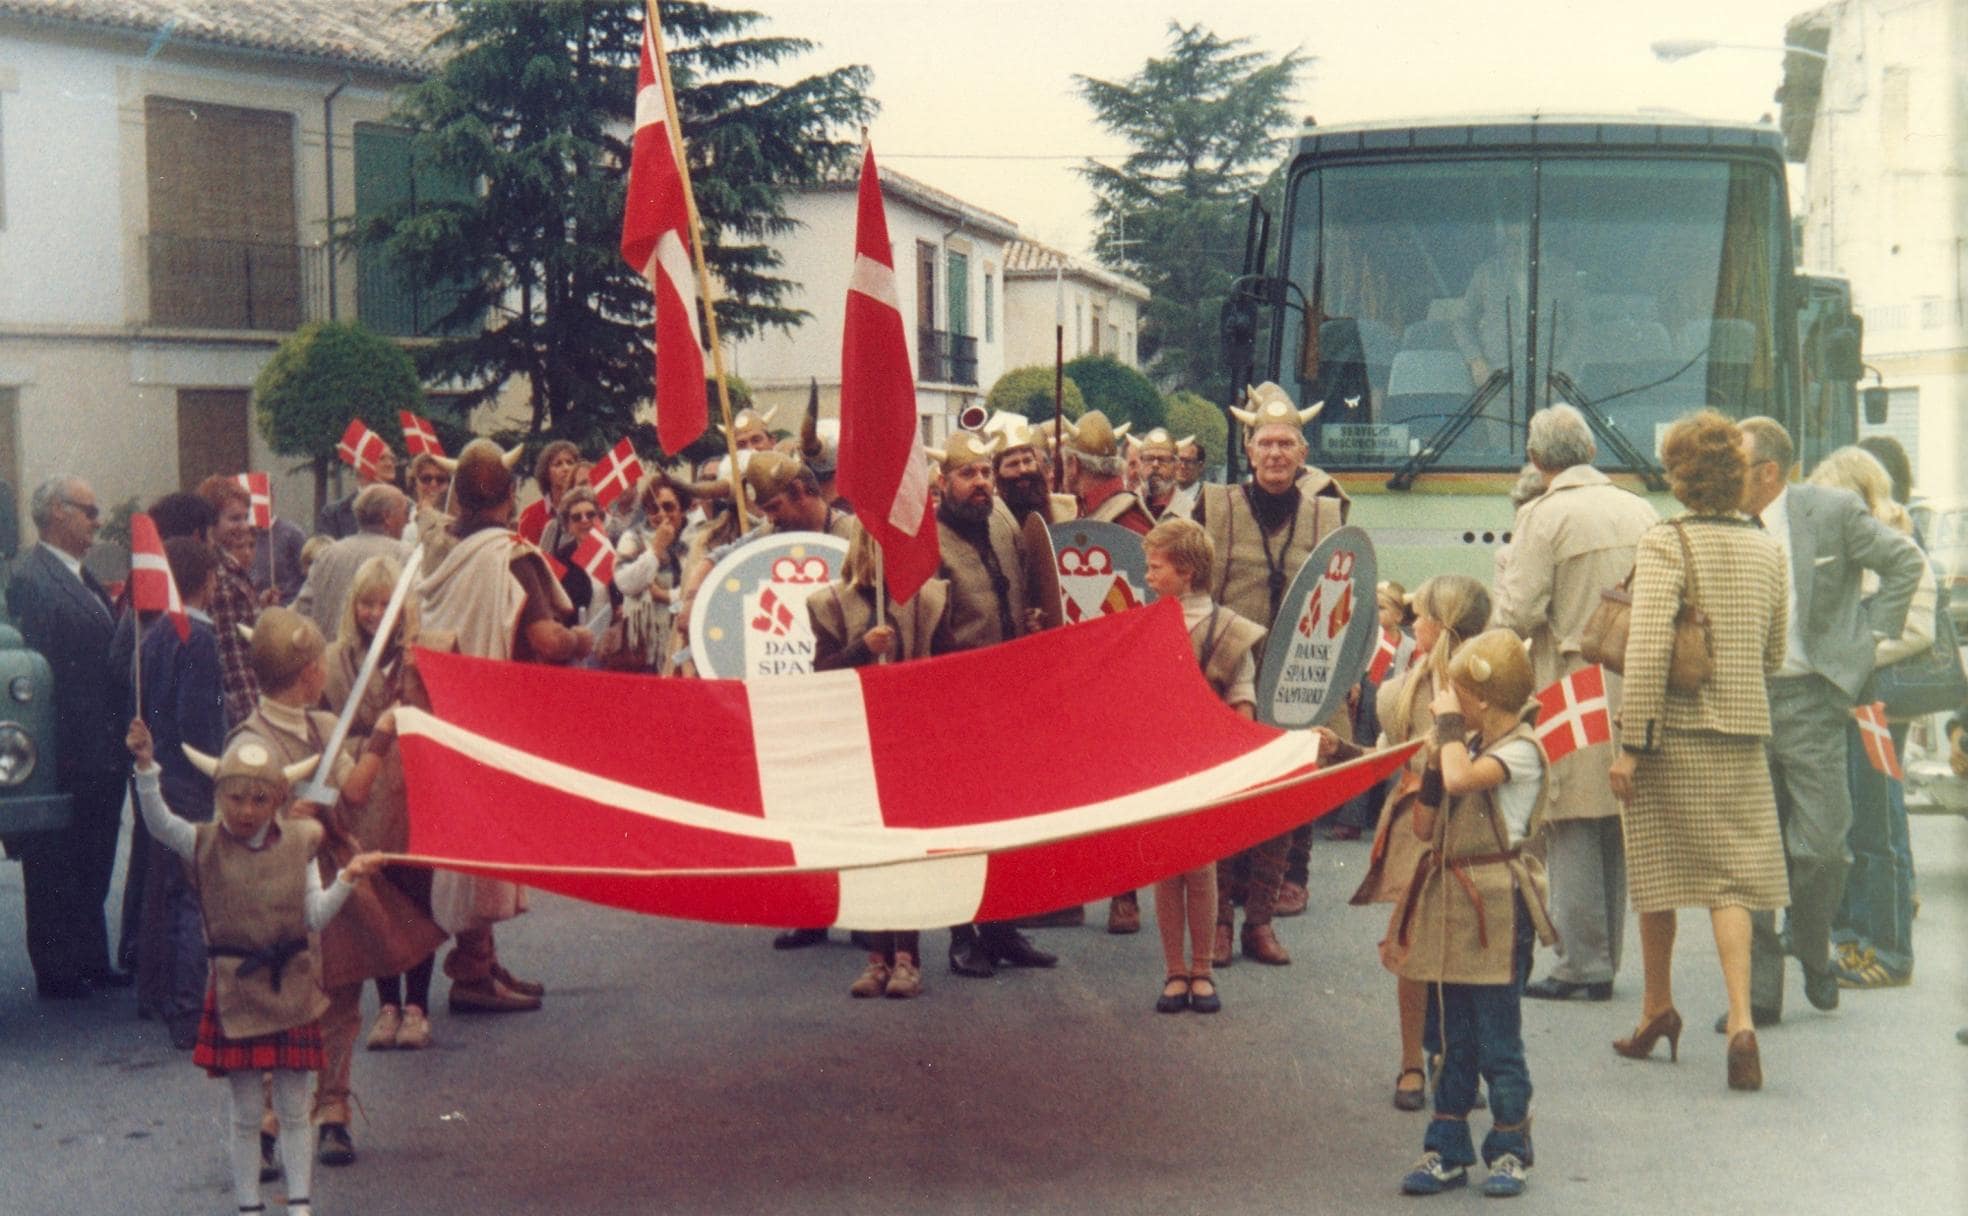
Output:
[128, 513, 189, 641]
[588, 438, 644, 510]
[573, 529, 616, 587]
[1367, 627, 1401, 683]
[234, 472, 273, 529]
[1852, 702, 1903, 780]
[400, 411, 444, 458]
[1533, 664, 1613, 764]
[337, 418, 389, 477]
[517, 498, 550, 546]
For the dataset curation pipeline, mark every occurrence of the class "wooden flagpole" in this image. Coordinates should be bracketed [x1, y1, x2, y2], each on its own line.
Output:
[1052, 264, 1064, 492]
[644, 0, 749, 531]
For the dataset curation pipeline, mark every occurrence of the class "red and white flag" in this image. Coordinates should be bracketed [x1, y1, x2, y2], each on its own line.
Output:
[397, 601, 1414, 929]
[1534, 664, 1613, 764]
[620, 12, 707, 456]
[337, 418, 389, 477]
[573, 529, 616, 587]
[234, 472, 273, 530]
[128, 513, 188, 641]
[589, 438, 644, 510]
[517, 498, 550, 546]
[838, 143, 938, 602]
[1852, 702, 1903, 780]
[400, 411, 444, 457]
[1367, 626, 1401, 683]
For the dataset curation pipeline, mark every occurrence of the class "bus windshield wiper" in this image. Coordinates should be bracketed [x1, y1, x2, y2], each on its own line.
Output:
[1386, 370, 1512, 491]
[1545, 371, 1669, 492]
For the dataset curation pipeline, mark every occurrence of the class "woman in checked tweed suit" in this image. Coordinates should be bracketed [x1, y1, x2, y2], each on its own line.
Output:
[1606, 411, 1788, 1084]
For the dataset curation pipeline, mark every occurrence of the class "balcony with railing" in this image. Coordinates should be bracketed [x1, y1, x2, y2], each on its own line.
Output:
[917, 328, 979, 387]
[142, 234, 331, 331]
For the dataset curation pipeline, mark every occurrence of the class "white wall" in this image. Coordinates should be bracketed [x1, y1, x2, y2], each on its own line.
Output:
[1002, 273, 1144, 377]
[1803, 0, 1967, 499]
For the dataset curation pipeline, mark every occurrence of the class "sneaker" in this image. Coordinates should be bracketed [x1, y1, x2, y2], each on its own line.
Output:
[1829, 947, 1911, 989]
[849, 959, 890, 998]
[365, 1004, 402, 1051]
[1400, 1151, 1469, 1195]
[1482, 1153, 1530, 1197]
[884, 959, 922, 999]
[395, 1005, 433, 1050]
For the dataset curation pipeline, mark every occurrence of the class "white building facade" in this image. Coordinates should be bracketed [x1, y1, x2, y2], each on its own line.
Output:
[1001, 239, 1148, 373]
[1789, 0, 1967, 498]
[725, 168, 1017, 446]
[0, 0, 444, 542]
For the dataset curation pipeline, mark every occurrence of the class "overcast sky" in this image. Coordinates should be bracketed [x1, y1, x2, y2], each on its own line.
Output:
[746, 0, 1819, 255]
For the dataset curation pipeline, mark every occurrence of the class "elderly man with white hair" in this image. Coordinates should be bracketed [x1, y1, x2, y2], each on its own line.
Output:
[291, 484, 411, 635]
[1492, 403, 1657, 1001]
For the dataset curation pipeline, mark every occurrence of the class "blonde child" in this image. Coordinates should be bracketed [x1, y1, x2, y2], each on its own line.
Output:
[1143, 519, 1265, 1014]
[126, 716, 384, 1216]
[1394, 629, 1555, 1198]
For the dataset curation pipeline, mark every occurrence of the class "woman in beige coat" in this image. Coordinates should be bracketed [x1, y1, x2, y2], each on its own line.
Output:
[1607, 411, 1788, 1091]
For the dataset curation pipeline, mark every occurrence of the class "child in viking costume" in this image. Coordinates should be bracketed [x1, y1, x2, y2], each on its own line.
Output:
[125, 716, 384, 1216]
[1141, 519, 1265, 1015]
[1392, 629, 1556, 1199]
[807, 522, 953, 999]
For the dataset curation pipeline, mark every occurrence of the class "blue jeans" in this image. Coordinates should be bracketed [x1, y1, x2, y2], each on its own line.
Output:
[1831, 721, 1914, 972]
[1422, 900, 1535, 1168]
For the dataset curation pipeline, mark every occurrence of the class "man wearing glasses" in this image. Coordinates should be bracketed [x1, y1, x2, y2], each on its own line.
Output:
[1169, 439, 1207, 520]
[7, 477, 128, 998]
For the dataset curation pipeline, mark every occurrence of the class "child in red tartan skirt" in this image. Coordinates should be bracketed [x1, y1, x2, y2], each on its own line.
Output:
[127, 717, 384, 1216]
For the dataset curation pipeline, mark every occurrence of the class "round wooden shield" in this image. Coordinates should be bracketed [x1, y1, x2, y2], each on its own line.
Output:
[688, 531, 852, 679]
[1253, 525, 1380, 729]
[1046, 520, 1155, 625]
[1022, 511, 1065, 630]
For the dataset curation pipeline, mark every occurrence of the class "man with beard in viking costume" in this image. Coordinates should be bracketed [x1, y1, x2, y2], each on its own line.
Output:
[417, 439, 589, 1017]
[1193, 383, 1351, 966]
[983, 411, 1077, 527]
[1132, 428, 1194, 521]
[932, 431, 1059, 978]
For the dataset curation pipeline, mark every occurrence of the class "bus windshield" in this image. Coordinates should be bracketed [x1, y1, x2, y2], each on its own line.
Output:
[1283, 155, 1790, 472]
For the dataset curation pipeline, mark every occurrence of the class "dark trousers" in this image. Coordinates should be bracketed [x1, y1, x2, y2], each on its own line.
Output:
[1422, 905, 1535, 1168]
[1752, 674, 1854, 1013]
[21, 770, 125, 988]
[135, 840, 206, 1020]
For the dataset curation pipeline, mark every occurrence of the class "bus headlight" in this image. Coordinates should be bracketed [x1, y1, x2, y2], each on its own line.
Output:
[8, 676, 35, 704]
[0, 723, 37, 786]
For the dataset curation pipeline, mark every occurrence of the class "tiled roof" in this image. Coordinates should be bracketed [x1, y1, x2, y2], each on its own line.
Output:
[811, 161, 1020, 240]
[0, 0, 446, 76]
[1003, 238, 1148, 299]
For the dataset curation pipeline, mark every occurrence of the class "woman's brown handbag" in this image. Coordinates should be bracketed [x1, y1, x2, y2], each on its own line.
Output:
[1579, 520, 1712, 693]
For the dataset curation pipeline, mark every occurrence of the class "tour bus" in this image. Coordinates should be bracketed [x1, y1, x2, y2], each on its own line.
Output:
[1221, 113, 1865, 587]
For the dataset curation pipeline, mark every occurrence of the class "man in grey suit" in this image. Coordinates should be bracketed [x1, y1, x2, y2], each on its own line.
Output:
[290, 484, 411, 634]
[1735, 418, 1925, 1026]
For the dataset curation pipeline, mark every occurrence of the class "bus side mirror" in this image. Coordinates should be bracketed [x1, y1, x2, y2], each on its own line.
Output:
[1862, 386, 1890, 425]
[1220, 293, 1259, 387]
[1822, 320, 1864, 382]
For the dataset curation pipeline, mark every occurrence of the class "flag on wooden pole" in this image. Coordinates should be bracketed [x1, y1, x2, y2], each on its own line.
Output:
[589, 438, 644, 510]
[1366, 626, 1401, 683]
[400, 411, 445, 457]
[621, 9, 708, 456]
[234, 472, 273, 530]
[517, 498, 550, 547]
[838, 142, 938, 603]
[573, 529, 616, 588]
[1533, 664, 1612, 764]
[128, 513, 188, 642]
[1852, 702, 1903, 780]
[337, 418, 389, 477]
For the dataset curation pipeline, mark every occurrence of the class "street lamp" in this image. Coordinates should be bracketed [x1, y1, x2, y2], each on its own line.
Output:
[1651, 38, 1830, 63]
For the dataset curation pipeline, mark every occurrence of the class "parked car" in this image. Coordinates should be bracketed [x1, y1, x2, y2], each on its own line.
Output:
[0, 597, 73, 850]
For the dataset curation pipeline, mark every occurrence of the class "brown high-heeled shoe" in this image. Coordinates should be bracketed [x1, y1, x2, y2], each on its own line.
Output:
[1726, 1030, 1762, 1091]
[1612, 1007, 1683, 1062]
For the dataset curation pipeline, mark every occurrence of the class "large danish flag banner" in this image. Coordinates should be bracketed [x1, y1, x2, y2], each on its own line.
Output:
[395, 600, 1414, 930]
[620, 11, 707, 456]
[1534, 664, 1613, 764]
[837, 143, 939, 603]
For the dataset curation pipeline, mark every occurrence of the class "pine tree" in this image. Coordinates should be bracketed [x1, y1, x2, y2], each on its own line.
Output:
[349, 1, 873, 448]
[1076, 23, 1305, 398]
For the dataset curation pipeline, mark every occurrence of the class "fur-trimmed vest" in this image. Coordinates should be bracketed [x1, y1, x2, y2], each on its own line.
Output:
[193, 817, 329, 1038]
[1188, 605, 1266, 702]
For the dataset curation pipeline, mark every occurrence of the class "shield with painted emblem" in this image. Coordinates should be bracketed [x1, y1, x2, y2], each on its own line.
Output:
[688, 532, 852, 678]
[1253, 525, 1379, 729]
[1047, 520, 1153, 625]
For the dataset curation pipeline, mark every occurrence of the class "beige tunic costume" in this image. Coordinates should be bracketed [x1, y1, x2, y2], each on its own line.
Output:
[1619, 516, 1790, 913]
[936, 511, 1032, 652]
[1394, 721, 1558, 986]
[1198, 470, 1350, 633]
[808, 580, 952, 668]
[194, 817, 330, 1039]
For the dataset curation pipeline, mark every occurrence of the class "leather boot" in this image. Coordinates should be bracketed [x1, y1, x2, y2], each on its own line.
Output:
[1241, 922, 1291, 965]
[1106, 893, 1141, 935]
[984, 924, 1059, 969]
[1212, 921, 1235, 967]
[948, 925, 996, 978]
[1274, 880, 1310, 918]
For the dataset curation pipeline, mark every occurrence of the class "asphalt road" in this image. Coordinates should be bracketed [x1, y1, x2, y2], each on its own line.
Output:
[2, 811, 1963, 1215]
